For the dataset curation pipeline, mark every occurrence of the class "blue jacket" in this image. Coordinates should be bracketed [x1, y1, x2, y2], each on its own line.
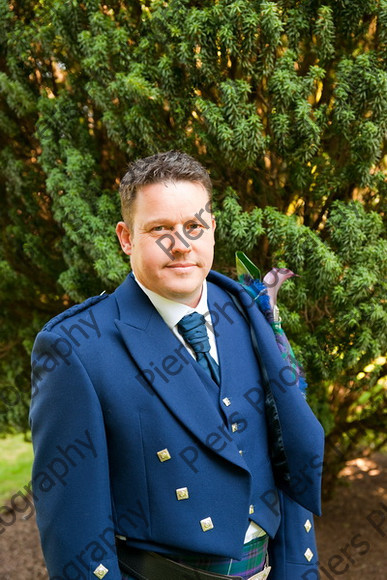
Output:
[30, 271, 324, 579]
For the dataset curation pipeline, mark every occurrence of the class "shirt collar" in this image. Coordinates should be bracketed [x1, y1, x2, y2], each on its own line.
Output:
[133, 274, 209, 329]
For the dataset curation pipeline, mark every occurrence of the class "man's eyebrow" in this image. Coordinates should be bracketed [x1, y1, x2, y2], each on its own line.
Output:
[143, 218, 175, 229]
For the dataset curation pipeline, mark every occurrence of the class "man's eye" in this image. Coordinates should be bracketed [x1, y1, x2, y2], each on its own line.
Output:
[152, 225, 171, 232]
[187, 223, 201, 230]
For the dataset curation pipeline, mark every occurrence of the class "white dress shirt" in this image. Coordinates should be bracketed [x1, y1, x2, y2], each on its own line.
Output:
[134, 276, 267, 543]
[134, 277, 219, 363]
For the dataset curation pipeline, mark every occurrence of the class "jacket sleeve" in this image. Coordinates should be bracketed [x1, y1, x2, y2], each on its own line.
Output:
[30, 329, 122, 579]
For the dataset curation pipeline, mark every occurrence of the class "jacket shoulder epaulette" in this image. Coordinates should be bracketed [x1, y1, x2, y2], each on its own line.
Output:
[41, 292, 109, 332]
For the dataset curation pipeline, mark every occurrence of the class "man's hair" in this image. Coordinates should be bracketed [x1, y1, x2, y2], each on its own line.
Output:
[119, 150, 213, 226]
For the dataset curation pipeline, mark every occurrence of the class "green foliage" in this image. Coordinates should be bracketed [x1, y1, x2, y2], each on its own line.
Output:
[1, 0, 386, 492]
[0, 433, 33, 500]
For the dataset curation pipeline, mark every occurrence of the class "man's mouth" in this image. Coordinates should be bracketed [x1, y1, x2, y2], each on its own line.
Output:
[166, 262, 197, 269]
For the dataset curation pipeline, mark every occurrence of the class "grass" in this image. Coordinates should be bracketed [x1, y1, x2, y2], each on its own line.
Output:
[0, 433, 34, 502]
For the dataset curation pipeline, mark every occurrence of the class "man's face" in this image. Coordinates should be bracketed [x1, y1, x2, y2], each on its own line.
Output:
[116, 180, 216, 307]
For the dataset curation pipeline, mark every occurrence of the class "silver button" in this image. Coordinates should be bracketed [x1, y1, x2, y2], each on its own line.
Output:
[176, 487, 189, 500]
[304, 519, 312, 533]
[157, 448, 171, 462]
[222, 397, 231, 406]
[249, 504, 255, 515]
[239, 449, 244, 455]
[93, 564, 109, 578]
[304, 548, 314, 561]
[200, 517, 214, 531]
[231, 423, 238, 432]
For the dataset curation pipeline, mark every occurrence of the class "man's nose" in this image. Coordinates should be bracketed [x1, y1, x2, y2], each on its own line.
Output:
[171, 226, 191, 254]
[155, 225, 191, 260]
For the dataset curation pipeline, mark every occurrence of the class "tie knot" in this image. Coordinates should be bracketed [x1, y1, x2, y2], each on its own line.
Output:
[177, 312, 210, 355]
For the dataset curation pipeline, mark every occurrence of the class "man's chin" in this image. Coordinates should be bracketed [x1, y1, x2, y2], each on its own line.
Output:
[163, 265, 201, 283]
[161, 279, 204, 304]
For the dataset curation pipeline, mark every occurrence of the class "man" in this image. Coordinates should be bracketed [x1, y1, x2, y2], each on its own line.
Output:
[30, 151, 324, 580]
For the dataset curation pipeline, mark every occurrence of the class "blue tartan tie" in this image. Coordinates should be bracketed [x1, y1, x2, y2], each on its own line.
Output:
[177, 312, 220, 385]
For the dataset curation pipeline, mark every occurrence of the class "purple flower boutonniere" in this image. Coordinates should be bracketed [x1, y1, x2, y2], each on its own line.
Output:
[236, 251, 307, 397]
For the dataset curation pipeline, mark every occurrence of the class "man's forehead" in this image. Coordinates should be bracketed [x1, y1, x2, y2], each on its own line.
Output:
[141, 208, 208, 228]
[138, 178, 207, 190]
[140, 182, 207, 203]
[130, 180, 211, 227]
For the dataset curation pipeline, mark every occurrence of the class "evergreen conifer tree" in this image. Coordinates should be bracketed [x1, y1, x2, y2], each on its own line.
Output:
[1, 0, 386, 491]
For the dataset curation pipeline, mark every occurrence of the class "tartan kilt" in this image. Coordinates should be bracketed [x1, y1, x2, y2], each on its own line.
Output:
[120, 534, 269, 579]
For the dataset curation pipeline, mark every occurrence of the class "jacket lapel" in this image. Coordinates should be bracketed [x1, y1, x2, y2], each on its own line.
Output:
[113, 275, 248, 472]
[206, 282, 240, 395]
[207, 270, 324, 514]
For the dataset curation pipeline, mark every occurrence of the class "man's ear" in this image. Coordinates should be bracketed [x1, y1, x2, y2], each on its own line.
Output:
[116, 221, 132, 255]
[211, 216, 216, 245]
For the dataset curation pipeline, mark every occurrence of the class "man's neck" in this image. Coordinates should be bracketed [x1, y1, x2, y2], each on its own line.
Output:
[133, 274, 208, 331]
